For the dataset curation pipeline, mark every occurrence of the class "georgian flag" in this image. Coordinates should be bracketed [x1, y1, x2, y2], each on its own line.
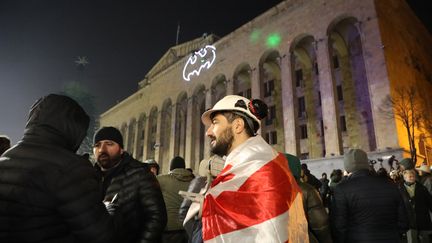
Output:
[202, 136, 309, 242]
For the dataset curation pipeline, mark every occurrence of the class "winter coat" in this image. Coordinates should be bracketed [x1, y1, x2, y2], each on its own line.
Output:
[0, 94, 120, 243]
[158, 168, 194, 231]
[399, 182, 432, 230]
[97, 152, 167, 243]
[330, 169, 408, 243]
[299, 181, 333, 243]
[319, 178, 330, 205]
[419, 174, 432, 196]
[304, 170, 322, 191]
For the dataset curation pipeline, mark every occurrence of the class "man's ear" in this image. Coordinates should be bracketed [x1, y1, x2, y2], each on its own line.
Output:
[232, 117, 245, 134]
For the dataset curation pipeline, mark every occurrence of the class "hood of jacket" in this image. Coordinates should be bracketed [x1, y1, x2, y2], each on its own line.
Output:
[169, 168, 194, 182]
[22, 94, 90, 152]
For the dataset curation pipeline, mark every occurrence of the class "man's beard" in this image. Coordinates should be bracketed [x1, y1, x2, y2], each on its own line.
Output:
[209, 127, 234, 157]
[97, 152, 122, 169]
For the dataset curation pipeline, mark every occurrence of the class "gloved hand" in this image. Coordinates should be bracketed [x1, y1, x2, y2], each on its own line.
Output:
[104, 201, 118, 215]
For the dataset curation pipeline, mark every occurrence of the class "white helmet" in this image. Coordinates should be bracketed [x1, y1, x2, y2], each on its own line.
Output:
[201, 95, 267, 132]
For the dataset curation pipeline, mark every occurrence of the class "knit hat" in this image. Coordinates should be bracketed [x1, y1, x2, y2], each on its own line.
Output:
[285, 153, 301, 180]
[343, 149, 370, 173]
[399, 158, 414, 170]
[93, 126, 124, 148]
[170, 156, 185, 171]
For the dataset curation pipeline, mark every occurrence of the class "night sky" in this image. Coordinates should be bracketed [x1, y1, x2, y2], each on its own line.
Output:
[0, 0, 430, 145]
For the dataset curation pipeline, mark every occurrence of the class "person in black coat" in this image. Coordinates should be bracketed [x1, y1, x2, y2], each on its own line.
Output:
[0, 94, 121, 243]
[93, 126, 167, 243]
[301, 163, 322, 191]
[399, 169, 432, 242]
[330, 149, 408, 243]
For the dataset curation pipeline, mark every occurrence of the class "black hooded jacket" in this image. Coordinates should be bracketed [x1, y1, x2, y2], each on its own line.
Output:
[0, 94, 120, 243]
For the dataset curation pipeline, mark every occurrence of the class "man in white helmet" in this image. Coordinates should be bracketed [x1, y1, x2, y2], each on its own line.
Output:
[199, 95, 308, 242]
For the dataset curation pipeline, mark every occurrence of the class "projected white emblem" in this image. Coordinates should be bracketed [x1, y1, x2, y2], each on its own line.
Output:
[182, 45, 216, 81]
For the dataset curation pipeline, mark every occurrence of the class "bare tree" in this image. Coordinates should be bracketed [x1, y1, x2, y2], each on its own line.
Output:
[380, 86, 423, 164]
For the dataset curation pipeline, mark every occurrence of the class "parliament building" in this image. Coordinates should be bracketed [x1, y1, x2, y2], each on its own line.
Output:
[99, 0, 432, 175]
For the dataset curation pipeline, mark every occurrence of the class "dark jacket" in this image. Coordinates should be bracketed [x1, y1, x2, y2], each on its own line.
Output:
[97, 152, 167, 243]
[0, 94, 120, 243]
[330, 169, 408, 243]
[399, 182, 432, 230]
[419, 174, 432, 196]
[299, 181, 333, 243]
[304, 170, 322, 191]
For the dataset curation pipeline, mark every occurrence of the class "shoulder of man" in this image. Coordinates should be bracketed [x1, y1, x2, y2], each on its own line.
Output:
[122, 153, 150, 172]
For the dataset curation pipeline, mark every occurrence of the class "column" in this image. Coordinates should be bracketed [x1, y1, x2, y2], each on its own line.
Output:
[203, 89, 212, 159]
[316, 37, 342, 156]
[184, 98, 194, 168]
[226, 79, 234, 95]
[280, 53, 298, 155]
[142, 116, 150, 160]
[123, 122, 130, 152]
[133, 117, 140, 159]
[250, 67, 261, 99]
[153, 111, 162, 168]
[168, 104, 177, 162]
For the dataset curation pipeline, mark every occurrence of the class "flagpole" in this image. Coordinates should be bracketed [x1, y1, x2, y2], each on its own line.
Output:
[176, 22, 180, 45]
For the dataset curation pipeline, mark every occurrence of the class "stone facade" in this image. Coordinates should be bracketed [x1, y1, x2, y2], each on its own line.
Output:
[99, 0, 432, 175]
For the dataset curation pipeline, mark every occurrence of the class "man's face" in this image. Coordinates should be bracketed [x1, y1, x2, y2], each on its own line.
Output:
[93, 140, 123, 169]
[206, 113, 234, 157]
[403, 170, 416, 184]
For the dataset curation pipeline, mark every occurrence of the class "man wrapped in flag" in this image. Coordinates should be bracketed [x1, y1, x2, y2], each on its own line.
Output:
[200, 95, 309, 242]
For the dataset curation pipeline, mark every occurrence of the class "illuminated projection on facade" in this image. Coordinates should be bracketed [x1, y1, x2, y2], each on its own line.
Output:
[182, 45, 216, 81]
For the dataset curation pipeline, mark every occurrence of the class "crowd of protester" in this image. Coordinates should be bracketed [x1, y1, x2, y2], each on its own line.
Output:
[1, 93, 431, 243]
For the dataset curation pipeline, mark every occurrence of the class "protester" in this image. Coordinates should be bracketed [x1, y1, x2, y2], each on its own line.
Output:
[145, 158, 160, 176]
[376, 167, 393, 182]
[158, 156, 194, 243]
[320, 172, 330, 206]
[0, 135, 10, 155]
[179, 155, 225, 243]
[301, 163, 322, 191]
[286, 153, 333, 243]
[399, 169, 432, 243]
[330, 148, 408, 242]
[0, 94, 121, 242]
[93, 126, 167, 243]
[199, 95, 308, 242]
